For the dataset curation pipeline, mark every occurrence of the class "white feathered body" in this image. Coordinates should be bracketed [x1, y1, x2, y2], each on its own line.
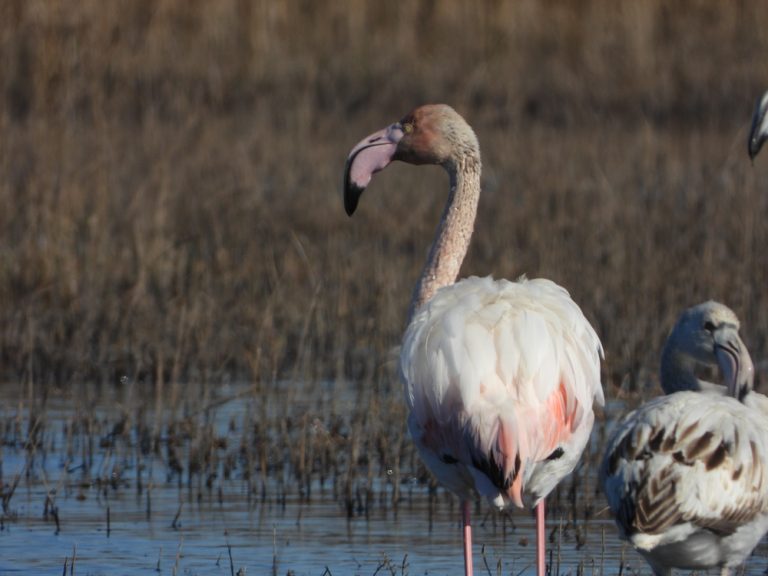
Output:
[400, 275, 604, 510]
[600, 391, 768, 574]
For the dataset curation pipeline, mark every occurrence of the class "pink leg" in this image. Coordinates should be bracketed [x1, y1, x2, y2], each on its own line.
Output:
[462, 500, 474, 576]
[536, 500, 545, 576]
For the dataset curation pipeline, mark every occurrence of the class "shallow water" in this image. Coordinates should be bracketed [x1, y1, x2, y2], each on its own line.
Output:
[1, 382, 766, 575]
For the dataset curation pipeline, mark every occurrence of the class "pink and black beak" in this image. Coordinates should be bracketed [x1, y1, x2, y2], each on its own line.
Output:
[714, 325, 754, 402]
[343, 123, 405, 215]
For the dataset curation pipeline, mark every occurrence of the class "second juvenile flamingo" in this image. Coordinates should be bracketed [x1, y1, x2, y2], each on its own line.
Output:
[343, 104, 604, 576]
[601, 302, 768, 575]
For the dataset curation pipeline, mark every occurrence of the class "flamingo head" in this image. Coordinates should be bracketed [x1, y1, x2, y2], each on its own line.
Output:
[343, 104, 479, 215]
[661, 301, 754, 400]
[748, 91, 768, 160]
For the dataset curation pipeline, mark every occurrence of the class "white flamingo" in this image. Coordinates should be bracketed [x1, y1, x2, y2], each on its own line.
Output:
[343, 104, 604, 576]
[600, 302, 768, 575]
[749, 91, 768, 159]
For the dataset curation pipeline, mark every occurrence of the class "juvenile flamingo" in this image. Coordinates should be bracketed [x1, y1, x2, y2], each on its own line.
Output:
[748, 91, 768, 159]
[600, 302, 768, 575]
[343, 104, 604, 576]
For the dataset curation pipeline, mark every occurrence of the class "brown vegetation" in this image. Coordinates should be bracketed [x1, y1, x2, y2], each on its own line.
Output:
[2, 4, 768, 571]
[1, 0, 768, 396]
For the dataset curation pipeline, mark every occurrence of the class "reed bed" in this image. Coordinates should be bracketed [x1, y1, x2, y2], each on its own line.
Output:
[2, 0, 768, 572]
[2, 0, 768, 390]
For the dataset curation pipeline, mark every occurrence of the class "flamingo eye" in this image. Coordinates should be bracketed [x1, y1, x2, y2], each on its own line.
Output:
[703, 321, 716, 332]
[403, 122, 414, 134]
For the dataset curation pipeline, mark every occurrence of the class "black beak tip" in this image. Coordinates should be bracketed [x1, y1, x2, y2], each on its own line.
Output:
[343, 156, 365, 216]
[344, 182, 364, 216]
[748, 100, 767, 161]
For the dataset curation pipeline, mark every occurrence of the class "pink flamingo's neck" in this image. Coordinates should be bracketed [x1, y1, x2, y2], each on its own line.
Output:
[407, 155, 481, 323]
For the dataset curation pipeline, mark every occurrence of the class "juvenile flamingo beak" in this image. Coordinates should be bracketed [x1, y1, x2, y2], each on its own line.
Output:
[343, 123, 404, 215]
[714, 327, 754, 401]
[748, 93, 768, 160]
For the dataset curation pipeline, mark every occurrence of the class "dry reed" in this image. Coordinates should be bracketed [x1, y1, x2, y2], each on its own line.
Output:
[1, 1, 768, 570]
[1, 0, 767, 393]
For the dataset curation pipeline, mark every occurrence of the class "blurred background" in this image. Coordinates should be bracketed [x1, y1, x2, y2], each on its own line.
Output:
[2, 1, 768, 572]
[1, 0, 767, 391]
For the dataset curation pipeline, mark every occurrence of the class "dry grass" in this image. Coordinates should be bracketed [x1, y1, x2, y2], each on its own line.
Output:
[4, 7, 768, 537]
[6, 9, 768, 554]
[2, 0, 768, 400]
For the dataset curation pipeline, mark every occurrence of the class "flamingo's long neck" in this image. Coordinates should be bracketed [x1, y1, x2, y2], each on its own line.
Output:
[660, 346, 724, 395]
[407, 154, 481, 323]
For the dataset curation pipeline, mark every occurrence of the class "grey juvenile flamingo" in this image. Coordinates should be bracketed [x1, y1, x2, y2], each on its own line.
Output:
[601, 302, 768, 576]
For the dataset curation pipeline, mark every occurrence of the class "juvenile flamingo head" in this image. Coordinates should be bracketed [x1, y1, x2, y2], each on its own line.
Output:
[748, 91, 768, 160]
[343, 104, 479, 215]
[661, 301, 754, 400]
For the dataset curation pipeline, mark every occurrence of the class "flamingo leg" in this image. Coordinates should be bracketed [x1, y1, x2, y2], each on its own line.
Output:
[462, 500, 474, 576]
[536, 500, 546, 576]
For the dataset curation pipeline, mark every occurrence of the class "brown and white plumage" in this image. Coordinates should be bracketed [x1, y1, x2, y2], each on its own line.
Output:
[601, 302, 768, 575]
[748, 91, 768, 160]
[344, 104, 604, 576]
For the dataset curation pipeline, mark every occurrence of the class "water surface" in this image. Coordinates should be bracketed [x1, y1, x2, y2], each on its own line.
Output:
[1, 382, 766, 575]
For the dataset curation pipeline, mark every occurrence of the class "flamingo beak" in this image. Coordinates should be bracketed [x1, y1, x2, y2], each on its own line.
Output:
[343, 123, 404, 215]
[748, 94, 768, 160]
[714, 327, 754, 401]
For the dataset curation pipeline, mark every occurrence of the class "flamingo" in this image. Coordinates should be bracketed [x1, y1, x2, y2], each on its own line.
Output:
[600, 302, 768, 575]
[343, 104, 604, 576]
[749, 91, 768, 160]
